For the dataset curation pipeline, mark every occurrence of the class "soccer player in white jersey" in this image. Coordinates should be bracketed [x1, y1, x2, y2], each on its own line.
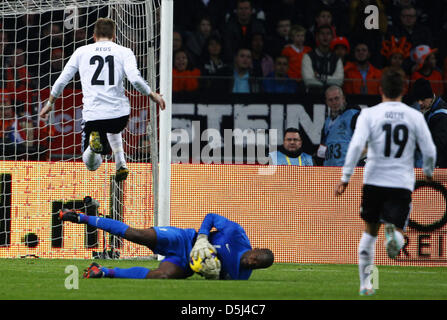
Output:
[334, 69, 437, 296]
[40, 18, 165, 182]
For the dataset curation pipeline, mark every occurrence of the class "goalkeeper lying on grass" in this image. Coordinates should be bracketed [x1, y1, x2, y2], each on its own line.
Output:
[59, 208, 274, 280]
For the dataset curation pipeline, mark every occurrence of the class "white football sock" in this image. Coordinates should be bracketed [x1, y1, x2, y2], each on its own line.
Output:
[394, 230, 405, 251]
[106, 132, 126, 169]
[358, 232, 377, 290]
[82, 146, 102, 171]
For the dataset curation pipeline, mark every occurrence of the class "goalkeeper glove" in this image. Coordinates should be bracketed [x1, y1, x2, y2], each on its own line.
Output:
[190, 234, 216, 260]
[201, 256, 221, 280]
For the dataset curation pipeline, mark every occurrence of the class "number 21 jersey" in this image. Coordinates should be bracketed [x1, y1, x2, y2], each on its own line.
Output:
[342, 101, 436, 191]
[51, 40, 151, 122]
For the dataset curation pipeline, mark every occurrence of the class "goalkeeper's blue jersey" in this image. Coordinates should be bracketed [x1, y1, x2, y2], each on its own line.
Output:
[198, 213, 252, 280]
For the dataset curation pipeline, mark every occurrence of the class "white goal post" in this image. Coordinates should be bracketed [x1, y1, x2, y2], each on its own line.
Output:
[0, 0, 172, 259]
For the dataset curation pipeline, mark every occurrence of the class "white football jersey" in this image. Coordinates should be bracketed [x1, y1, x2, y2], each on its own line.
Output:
[342, 101, 436, 191]
[51, 40, 151, 122]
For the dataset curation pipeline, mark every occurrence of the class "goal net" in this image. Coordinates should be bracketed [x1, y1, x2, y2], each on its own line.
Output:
[0, 0, 165, 259]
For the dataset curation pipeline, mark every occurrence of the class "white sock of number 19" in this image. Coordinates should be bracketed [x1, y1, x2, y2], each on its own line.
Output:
[357, 232, 377, 290]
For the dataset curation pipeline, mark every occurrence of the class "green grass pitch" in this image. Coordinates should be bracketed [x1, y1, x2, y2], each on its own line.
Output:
[1, 259, 446, 300]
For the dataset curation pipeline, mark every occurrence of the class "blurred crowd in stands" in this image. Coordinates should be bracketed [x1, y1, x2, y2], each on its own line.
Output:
[172, 0, 447, 96]
[1, 0, 447, 163]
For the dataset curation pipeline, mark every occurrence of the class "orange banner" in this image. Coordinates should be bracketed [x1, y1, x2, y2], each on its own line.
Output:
[0, 162, 446, 266]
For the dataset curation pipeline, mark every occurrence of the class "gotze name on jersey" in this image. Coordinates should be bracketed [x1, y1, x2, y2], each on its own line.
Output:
[342, 101, 436, 191]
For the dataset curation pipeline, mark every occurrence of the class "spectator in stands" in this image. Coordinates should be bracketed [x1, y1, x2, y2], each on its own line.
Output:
[380, 36, 412, 95]
[264, 0, 306, 35]
[268, 127, 314, 166]
[266, 17, 292, 58]
[173, 31, 184, 52]
[316, 85, 360, 166]
[330, 36, 350, 68]
[412, 78, 447, 168]
[186, 16, 215, 66]
[301, 25, 344, 93]
[410, 45, 444, 97]
[173, 0, 228, 33]
[5, 47, 35, 110]
[250, 33, 274, 78]
[73, 27, 88, 52]
[262, 55, 297, 93]
[349, 0, 388, 68]
[444, 57, 447, 95]
[281, 25, 312, 82]
[15, 14, 41, 71]
[172, 49, 201, 93]
[0, 31, 10, 90]
[387, 5, 433, 48]
[306, 7, 337, 48]
[200, 35, 229, 90]
[135, 134, 151, 163]
[0, 89, 48, 161]
[6, 47, 32, 92]
[305, 0, 350, 35]
[222, 0, 265, 62]
[214, 47, 262, 94]
[13, 115, 38, 160]
[40, 48, 65, 89]
[344, 42, 382, 95]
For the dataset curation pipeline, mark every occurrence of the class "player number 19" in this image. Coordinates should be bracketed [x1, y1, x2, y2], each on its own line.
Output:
[382, 123, 408, 158]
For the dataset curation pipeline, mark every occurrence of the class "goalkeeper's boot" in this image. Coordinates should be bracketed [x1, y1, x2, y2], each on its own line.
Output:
[359, 288, 376, 296]
[89, 131, 103, 153]
[59, 209, 82, 223]
[384, 223, 400, 259]
[83, 262, 105, 279]
[115, 165, 129, 182]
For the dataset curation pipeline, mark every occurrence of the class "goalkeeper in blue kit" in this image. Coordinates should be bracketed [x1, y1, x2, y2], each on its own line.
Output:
[59, 209, 274, 280]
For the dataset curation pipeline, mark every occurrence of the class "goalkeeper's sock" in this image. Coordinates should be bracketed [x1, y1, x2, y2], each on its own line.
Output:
[82, 146, 102, 171]
[106, 133, 126, 169]
[358, 232, 377, 290]
[79, 215, 129, 238]
[102, 266, 150, 279]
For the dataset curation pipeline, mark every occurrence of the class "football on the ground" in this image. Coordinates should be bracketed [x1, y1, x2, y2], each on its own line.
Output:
[189, 249, 219, 274]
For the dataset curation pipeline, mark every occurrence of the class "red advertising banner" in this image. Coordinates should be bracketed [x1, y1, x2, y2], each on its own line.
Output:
[0, 162, 446, 266]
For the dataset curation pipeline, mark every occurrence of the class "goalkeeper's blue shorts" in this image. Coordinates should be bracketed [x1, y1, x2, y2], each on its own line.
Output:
[153, 226, 197, 276]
